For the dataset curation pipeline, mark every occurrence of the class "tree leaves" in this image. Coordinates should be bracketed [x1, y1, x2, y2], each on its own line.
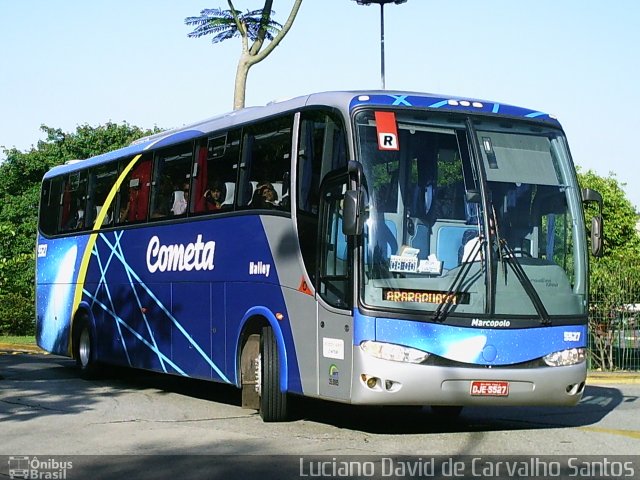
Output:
[578, 168, 640, 257]
[184, 1, 303, 110]
[0, 122, 158, 335]
[185, 8, 282, 44]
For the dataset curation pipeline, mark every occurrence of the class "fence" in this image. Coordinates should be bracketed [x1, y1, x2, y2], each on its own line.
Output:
[589, 263, 640, 371]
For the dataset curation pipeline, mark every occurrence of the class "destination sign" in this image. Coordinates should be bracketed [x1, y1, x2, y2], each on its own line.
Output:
[383, 288, 470, 304]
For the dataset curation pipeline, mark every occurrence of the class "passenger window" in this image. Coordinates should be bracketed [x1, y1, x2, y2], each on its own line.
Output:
[117, 155, 152, 224]
[150, 144, 194, 219]
[39, 178, 63, 236]
[238, 116, 293, 211]
[87, 163, 118, 227]
[193, 130, 241, 213]
[59, 172, 88, 232]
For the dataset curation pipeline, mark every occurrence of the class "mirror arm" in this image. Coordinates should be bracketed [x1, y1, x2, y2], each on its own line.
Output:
[348, 160, 364, 190]
[581, 188, 603, 214]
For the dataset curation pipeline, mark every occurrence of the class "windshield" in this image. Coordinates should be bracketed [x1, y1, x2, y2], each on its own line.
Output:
[355, 110, 587, 320]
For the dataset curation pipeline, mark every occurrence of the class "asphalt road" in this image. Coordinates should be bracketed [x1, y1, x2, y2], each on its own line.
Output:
[1, 351, 638, 479]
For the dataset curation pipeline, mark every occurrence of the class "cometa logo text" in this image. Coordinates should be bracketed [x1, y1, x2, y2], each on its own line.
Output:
[146, 234, 216, 273]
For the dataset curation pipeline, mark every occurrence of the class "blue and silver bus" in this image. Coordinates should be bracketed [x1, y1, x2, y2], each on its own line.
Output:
[36, 91, 603, 421]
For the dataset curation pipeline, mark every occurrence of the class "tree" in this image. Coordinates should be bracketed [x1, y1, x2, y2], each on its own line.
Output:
[578, 169, 640, 258]
[185, 0, 303, 110]
[0, 122, 158, 335]
[578, 169, 640, 370]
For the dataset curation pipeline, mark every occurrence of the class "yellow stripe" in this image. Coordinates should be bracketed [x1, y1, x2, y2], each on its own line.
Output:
[68, 154, 142, 355]
[580, 426, 640, 440]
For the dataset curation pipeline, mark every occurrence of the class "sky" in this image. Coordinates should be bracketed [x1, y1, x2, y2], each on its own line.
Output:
[1, 0, 639, 208]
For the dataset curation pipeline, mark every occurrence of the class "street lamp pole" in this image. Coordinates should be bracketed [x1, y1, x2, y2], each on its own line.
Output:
[379, 2, 386, 90]
[352, 0, 408, 90]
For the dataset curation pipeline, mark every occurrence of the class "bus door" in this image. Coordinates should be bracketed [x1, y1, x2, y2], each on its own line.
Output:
[316, 175, 354, 401]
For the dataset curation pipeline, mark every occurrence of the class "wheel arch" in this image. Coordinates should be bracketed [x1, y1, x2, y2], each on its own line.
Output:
[235, 307, 288, 392]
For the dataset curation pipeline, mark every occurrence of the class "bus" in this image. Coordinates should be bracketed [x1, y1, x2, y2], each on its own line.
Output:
[36, 90, 603, 421]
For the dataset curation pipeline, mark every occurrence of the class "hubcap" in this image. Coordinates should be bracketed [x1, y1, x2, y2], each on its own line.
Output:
[79, 328, 90, 367]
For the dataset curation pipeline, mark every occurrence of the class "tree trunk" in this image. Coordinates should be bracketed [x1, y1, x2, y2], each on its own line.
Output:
[233, 56, 251, 110]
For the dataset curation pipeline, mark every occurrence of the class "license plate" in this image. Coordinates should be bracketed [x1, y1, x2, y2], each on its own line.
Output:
[470, 381, 510, 396]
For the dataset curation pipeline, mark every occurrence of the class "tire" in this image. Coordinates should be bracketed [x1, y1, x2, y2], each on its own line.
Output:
[259, 325, 288, 422]
[74, 317, 99, 379]
[431, 405, 463, 418]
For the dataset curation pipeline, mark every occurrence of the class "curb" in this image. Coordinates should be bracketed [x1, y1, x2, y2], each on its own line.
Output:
[586, 372, 640, 385]
[0, 343, 45, 354]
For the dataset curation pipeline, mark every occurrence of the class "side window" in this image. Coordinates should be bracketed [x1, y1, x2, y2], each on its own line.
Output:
[59, 171, 88, 232]
[117, 155, 152, 225]
[150, 143, 194, 220]
[39, 178, 63, 236]
[318, 177, 351, 309]
[298, 109, 348, 215]
[296, 109, 348, 289]
[86, 163, 118, 228]
[193, 130, 241, 213]
[239, 115, 293, 211]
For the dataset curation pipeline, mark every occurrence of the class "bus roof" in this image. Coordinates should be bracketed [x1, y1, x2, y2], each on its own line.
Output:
[43, 90, 561, 179]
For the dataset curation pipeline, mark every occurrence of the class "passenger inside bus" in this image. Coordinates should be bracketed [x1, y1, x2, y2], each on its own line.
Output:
[170, 182, 190, 215]
[251, 182, 278, 208]
[151, 177, 173, 218]
[94, 205, 112, 226]
[119, 200, 130, 223]
[203, 180, 226, 211]
[64, 198, 85, 230]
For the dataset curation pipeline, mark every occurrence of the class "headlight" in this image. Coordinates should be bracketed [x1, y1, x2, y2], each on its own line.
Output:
[543, 347, 586, 367]
[360, 340, 429, 364]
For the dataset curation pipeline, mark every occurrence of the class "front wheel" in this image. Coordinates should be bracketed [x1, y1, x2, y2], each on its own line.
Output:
[259, 325, 288, 422]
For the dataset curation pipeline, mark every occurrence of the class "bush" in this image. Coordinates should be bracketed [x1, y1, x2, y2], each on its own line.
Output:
[0, 292, 34, 336]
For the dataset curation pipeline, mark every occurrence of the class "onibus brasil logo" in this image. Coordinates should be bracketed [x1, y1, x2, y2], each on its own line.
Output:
[8, 456, 72, 479]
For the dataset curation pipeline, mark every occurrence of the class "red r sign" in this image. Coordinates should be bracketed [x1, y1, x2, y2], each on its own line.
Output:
[374, 111, 399, 151]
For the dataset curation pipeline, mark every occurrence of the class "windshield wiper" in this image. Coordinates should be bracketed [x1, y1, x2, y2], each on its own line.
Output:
[432, 210, 551, 326]
[489, 206, 551, 326]
[498, 238, 551, 326]
[432, 235, 485, 323]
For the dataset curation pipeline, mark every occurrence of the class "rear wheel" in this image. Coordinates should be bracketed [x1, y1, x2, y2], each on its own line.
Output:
[74, 317, 99, 378]
[259, 325, 288, 422]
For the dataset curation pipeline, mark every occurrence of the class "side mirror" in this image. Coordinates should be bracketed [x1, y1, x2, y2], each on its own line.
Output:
[591, 215, 604, 257]
[581, 188, 604, 257]
[343, 190, 365, 236]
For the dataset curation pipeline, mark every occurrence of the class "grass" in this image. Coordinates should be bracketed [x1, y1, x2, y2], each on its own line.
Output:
[0, 335, 36, 345]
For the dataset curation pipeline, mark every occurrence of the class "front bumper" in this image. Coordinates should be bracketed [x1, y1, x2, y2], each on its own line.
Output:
[350, 347, 586, 407]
